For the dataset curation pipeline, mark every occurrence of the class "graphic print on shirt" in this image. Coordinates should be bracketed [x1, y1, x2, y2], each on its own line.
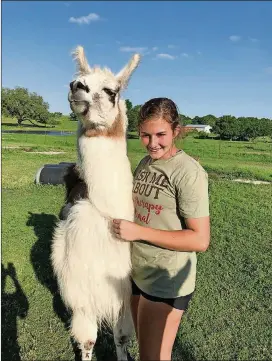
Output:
[133, 168, 168, 224]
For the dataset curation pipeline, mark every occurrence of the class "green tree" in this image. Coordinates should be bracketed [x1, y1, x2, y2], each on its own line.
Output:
[125, 99, 133, 112]
[1, 87, 50, 125]
[52, 112, 63, 118]
[192, 116, 205, 124]
[69, 112, 78, 121]
[213, 115, 238, 140]
[202, 114, 217, 127]
[180, 114, 192, 126]
[126, 99, 140, 132]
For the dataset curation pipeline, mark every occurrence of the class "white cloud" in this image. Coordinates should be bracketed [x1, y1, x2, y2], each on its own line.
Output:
[156, 53, 176, 60]
[249, 37, 259, 43]
[168, 44, 179, 49]
[197, 51, 202, 55]
[229, 35, 241, 42]
[265, 67, 272, 75]
[69, 13, 101, 25]
[120, 46, 148, 53]
[181, 53, 189, 58]
[152, 47, 158, 51]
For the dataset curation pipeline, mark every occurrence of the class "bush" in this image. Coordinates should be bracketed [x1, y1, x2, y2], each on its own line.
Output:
[195, 131, 210, 139]
[47, 116, 61, 126]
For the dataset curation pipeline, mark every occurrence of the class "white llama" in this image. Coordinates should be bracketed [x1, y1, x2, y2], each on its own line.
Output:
[51, 46, 141, 361]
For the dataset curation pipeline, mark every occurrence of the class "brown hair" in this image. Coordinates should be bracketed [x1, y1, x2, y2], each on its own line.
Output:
[138, 98, 181, 134]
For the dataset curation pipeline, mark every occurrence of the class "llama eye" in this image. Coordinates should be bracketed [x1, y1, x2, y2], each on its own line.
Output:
[103, 88, 116, 97]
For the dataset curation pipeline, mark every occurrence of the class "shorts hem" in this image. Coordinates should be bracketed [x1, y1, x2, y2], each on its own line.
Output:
[131, 278, 194, 311]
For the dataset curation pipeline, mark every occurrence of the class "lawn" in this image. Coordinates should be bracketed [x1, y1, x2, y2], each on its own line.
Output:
[2, 115, 78, 132]
[2, 132, 272, 360]
[2, 131, 272, 184]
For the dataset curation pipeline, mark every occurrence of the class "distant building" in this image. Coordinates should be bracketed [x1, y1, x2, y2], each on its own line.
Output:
[183, 124, 212, 133]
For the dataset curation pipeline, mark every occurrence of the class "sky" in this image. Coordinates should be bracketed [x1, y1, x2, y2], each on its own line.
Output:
[2, 1, 272, 118]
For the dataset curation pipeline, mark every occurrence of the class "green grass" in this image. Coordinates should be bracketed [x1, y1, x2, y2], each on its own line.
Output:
[2, 132, 272, 183]
[2, 132, 272, 360]
[2, 115, 78, 132]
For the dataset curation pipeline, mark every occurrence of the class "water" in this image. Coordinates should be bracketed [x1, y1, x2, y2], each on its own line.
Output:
[2, 130, 75, 136]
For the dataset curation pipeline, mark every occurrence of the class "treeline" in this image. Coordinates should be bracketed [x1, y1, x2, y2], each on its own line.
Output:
[126, 100, 272, 140]
[1, 87, 63, 125]
[2, 87, 271, 140]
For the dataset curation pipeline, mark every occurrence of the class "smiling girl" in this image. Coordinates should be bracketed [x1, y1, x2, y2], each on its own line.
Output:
[112, 97, 210, 361]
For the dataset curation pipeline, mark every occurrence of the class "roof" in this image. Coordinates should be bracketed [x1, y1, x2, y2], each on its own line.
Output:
[185, 124, 211, 128]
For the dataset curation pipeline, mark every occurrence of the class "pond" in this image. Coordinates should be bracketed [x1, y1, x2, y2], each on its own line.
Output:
[2, 130, 75, 136]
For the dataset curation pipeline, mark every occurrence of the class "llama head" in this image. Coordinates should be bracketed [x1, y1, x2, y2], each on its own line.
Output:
[68, 46, 141, 129]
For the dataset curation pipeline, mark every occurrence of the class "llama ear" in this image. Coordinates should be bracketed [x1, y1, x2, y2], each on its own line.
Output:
[72, 46, 91, 75]
[116, 54, 141, 91]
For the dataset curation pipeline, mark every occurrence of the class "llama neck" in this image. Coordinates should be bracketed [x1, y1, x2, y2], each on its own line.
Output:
[76, 104, 128, 181]
[78, 135, 133, 219]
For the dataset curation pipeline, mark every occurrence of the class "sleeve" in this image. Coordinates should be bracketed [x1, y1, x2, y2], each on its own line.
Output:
[176, 168, 210, 219]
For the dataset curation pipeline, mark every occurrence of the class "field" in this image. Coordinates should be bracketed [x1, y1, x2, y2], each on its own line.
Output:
[1, 115, 78, 132]
[1, 130, 272, 361]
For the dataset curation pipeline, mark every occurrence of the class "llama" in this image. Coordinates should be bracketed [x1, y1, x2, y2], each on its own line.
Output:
[51, 46, 141, 360]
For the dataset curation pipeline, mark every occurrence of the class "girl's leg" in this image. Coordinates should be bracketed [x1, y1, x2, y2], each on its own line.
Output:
[137, 295, 184, 361]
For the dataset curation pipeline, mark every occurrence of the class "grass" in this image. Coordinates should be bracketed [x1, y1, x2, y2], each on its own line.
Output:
[2, 131, 272, 183]
[2, 131, 272, 360]
[2, 115, 78, 132]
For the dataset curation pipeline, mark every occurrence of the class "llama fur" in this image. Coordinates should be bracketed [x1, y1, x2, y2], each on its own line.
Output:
[51, 46, 141, 360]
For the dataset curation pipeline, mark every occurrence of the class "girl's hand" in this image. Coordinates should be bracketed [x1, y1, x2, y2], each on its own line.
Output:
[112, 219, 142, 242]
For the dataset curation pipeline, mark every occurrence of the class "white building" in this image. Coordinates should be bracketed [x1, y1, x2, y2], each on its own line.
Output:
[184, 124, 212, 133]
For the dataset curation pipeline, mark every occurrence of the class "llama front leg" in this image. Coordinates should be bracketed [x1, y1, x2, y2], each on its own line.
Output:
[81, 340, 95, 361]
[71, 311, 97, 360]
[113, 307, 134, 361]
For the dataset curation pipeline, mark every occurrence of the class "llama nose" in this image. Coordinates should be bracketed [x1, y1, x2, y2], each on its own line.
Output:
[69, 81, 75, 91]
[72, 81, 90, 93]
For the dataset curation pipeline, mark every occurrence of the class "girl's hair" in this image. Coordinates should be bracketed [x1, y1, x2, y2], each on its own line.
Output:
[138, 97, 181, 132]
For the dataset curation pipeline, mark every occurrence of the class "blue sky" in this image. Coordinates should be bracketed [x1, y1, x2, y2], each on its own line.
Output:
[2, 1, 272, 118]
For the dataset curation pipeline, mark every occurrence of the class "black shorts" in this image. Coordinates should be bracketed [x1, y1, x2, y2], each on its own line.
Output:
[131, 279, 194, 311]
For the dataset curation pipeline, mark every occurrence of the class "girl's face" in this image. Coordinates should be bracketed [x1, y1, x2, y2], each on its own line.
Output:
[139, 117, 179, 160]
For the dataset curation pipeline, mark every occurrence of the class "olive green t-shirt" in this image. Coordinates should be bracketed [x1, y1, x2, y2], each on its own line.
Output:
[131, 150, 209, 298]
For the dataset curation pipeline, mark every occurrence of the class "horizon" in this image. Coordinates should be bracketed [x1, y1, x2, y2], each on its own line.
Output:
[2, 1, 272, 118]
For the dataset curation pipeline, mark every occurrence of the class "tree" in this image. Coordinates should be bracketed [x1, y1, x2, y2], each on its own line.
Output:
[126, 99, 140, 132]
[202, 114, 217, 127]
[52, 112, 63, 118]
[180, 114, 192, 126]
[213, 115, 238, 140]
[125, 99, 133, 112]
[69, 112, 78, 121]
[212, 116, 272, 141]
[192, 116, 205, 124]
[1, 87, 50, 125]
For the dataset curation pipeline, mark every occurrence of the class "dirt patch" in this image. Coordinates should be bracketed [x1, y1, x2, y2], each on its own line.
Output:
[233, 178, 271, 185]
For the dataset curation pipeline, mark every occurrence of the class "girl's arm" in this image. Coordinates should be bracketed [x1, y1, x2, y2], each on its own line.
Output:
[112, 216, 210, 252]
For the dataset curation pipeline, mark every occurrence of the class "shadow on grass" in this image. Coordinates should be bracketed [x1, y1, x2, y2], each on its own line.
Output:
[26, 212, 70, 328]
[26, 212, 118, 361]
[1, 262, 29, 361]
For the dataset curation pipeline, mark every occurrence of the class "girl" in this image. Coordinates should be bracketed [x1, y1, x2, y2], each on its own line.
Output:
[112, 97, 210, 361]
